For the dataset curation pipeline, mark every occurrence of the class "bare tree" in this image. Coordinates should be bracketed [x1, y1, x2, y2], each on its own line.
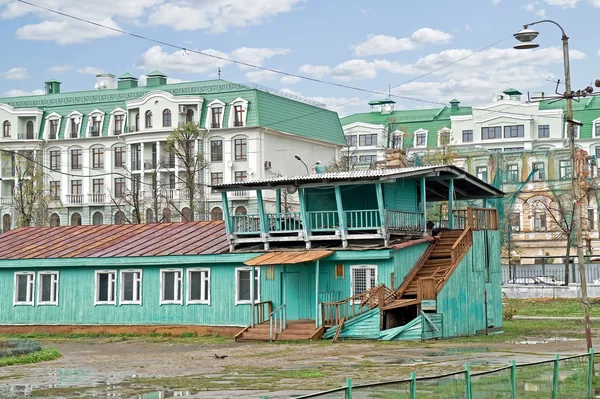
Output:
[165, 122, 209, 221]
[328, 142, 359, 172]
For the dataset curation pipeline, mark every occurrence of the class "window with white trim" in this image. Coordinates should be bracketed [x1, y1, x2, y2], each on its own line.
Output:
[14, 272, 34, 305]
[121, 270, 142, 304]
[95, 271, 116, 305]
[161, 269, 182, 304]
[236, 267, 260, 304]
[350, 265, 377, 297]
[187, 269, 210, 304]
[38, 271, 59, 305]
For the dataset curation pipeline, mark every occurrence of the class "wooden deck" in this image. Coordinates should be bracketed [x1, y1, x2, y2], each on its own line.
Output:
[235, 320, 324, 342]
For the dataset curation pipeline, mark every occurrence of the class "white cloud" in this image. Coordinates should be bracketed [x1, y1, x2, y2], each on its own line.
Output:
[148, 0, 304, 33]
[411, 28, 453, 44]
[331, 59, 377, 81]
[352, 28, 452, 57]
[1, 67, 29, 80]
[492, 0, 501, 4]
[298, 64, 331, 78]
[590, 0, 600, 6]
[77, 66, 105, 75]
[245, 70, 279, 82]
[543, 0, 580, 7]
[353, 34, 416, 57]
[47, 65, 72, 74]
[230, 47, 290, 69]
[523, 3, 535, 11]
[138, 75, 186, 86]
[279, 88, 360, 115]
[536, 8, 547, 16]
[3, 89, 45, 97]
[16, 19, 122, 45]
[280, 76, 301, 84]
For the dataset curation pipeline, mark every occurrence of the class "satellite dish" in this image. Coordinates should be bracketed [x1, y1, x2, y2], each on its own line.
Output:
[286, 185, 297, 194]
[73, 116, 81, 124]
[226, 160, 233, 168]
[94, 83, 100, 89]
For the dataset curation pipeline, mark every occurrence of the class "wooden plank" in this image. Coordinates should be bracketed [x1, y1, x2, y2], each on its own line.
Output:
[332, 318, 345, 342]
[417, 278, 436, 301]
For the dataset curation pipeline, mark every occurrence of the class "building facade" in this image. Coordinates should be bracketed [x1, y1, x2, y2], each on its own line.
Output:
[341, 90, 600, 263]
[0, 73, 344, 230]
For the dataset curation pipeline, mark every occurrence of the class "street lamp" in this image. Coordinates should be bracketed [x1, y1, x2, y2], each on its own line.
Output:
[514, 20, 593, 350]
[294, 154, 309, 174]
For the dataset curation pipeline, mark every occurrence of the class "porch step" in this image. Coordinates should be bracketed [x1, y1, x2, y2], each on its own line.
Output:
[236, 320, 321, 342]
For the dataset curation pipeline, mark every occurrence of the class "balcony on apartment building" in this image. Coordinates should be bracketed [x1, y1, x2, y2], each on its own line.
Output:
[212, 165, 504, 250]
[0, 197, 12, 206]
[65, 194, 84, 206]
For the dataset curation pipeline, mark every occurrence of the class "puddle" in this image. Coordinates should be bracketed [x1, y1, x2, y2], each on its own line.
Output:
[514, 337, 581, 345]
[469, 359, 504, 366]
[385, 358, 426, 364]
[139, 391, 193, 399]
[423, 347, 490, 356]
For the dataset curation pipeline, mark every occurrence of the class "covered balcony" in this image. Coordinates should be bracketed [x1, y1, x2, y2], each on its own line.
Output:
[212, 165, 504, 250]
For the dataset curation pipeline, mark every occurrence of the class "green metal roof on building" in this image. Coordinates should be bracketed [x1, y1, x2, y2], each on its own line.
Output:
[0, 78, 345, 145]
[503, 88, 522, 95]
[146, 70, 166, 77]
[540, 96, 600, 140]
[449, 99, 460, 104]
[44, 78, 61, 83]
[118, 72, 137, 79]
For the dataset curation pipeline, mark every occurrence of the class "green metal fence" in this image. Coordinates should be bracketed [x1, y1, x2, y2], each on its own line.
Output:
[287, 349, 595, 399]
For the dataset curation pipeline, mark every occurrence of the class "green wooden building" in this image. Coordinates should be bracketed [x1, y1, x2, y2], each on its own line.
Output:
[0, 165, 504, 341]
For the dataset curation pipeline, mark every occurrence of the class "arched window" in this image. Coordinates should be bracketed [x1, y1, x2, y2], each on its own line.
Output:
[162, 207, 172, 222]
[114, 210, 126, 224]
[92, 211, 103, 225]
[146, 209, 154, 223]
[234, 206, 247, 231]
[181, 207, 192, 222]
[26, 121, 34, 139]
[145, 110, 152, 128]
[49, 213, 60, 227]
[2, 214, 11, 233]
[211, 207, 223, 221]
[135, 113, 140, 131]
[3, 121, 10, 138]
[162, 109, 172, 127]
[71, 213, 82, 226]
[235, 206, 247, 215]
[186, 109, 194, 123]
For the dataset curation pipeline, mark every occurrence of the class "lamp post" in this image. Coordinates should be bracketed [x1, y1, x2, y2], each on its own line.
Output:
[294, 155, 320, 174]
[514, 21, 592, 350]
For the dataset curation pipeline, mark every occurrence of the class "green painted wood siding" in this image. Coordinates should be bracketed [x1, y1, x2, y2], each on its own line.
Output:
[436, 230, 502, 338]
[384, 180, 418, 212]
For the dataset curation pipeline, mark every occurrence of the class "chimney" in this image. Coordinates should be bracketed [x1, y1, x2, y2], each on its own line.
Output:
[533, 92, 545, 100]
[95, 73, 116, 90]
[117, 73, 139, 90]
[146, 70, 167, 87]
[449, 99, 460, 112]
[44, 78, 61, 95]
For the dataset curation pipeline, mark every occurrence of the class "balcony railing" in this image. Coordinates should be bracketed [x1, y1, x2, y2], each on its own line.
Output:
[66, 194, 83, 204]
[232, 214, 261, 234]
[232, 190, 248, 198]
[131, 160, 141, 171]
[160, 158, 175, 168]
[128, 126, 139, 133]
[88, 193, 106, 204]
[308, 211, 339, 232]
[268, 212, 302, 232]
[17, 132, 35, 140]
[0, 197, 12, 206]
[387, 210, 423, 232]
[144, 159, 157, 170]
[346, 209, 381, 230]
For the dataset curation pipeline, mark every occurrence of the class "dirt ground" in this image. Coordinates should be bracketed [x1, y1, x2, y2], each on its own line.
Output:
[0, 324, 594, 399]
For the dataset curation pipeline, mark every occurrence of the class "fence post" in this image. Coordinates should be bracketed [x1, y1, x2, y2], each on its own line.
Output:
[465, 364, 472, 399]
[410, 371, 416, 399]
[510, 360, 516, 399]
[346, 377, 352, 399]
[588, 348, 594, 398]
[552, 354, 559, 399]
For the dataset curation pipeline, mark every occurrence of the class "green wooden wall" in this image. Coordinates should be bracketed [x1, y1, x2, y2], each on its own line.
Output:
[436, 230, 502, 338]
[383, 180, 418, 212]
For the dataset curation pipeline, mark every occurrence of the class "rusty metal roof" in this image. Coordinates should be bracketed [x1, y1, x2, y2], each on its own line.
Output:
[0, 221, 228, 260]
[244, 250, 333, 266]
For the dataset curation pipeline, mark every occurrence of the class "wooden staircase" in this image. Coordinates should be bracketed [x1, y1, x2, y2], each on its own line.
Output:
[383, 228, 472, 310]
[235, 320, 324, 342]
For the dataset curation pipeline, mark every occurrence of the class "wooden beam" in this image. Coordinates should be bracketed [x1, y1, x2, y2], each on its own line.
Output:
[221, 192, 232, 234]
[448, 178, 454, 229]
[420, 177, 427, 232]
[256, 189, 269, 251]
[375, 183, 388, 245]
[334, 185, 348, 248]
[275, 188, 282, 216]
[315, 259, 320, 328]
[297, 188, 311, 249]
[425, 174, 466, 181]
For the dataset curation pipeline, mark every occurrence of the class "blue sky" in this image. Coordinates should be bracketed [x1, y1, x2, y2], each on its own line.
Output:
[0, 0, 599, 116]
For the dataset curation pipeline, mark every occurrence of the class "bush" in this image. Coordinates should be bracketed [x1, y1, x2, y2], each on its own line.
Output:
[0, 340, 42, 358]
[502, 300, 518, 321]
[179, 332, 198, 338]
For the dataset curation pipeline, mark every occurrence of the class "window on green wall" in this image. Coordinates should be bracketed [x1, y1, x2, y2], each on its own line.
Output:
[95, 271, 116, 305]
[13, 272, 34, 305]
[350, 265, 377, 297]
[161, 269, 183, 304]
[187, 269, 210, 304]
[236, 267, 260, 304]
[121, 270, 142, 304]
[38, 271, 59, 306]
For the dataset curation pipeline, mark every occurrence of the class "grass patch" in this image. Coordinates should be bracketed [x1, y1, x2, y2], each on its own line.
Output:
[0, 347, 60, 367]
[29, 386, 93, 398]
[510, 298, 600, 318]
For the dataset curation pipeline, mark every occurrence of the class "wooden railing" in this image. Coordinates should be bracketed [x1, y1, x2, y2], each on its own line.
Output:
[253, 300, 272, 325]
[387, 210, 423, 232]
[320, 284, 391, 327]
[268, 212, 302, 232]
[231, 214, 261, 234]
[345, 209, 380, 230]
[450, 226, 472, 270]
[308, 211, 339, 232]
[468, 207, 498, 230]
[269, 303, 286, 341]
[453, 209, 468, 230]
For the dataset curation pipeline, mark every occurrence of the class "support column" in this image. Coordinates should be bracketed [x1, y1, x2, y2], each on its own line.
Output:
[256, 189, 269, 251]
[448, 178, 454, 229]
[334, 186, 348, 248]
[221, 192, 232, 234]
[251, 265, 256, 328]
[375, 183, 387, 245]
[275, 188, 282, 216]
[420, 177, 427, 233]
[297, 188, 311, 249]
[315, 259, 320, 328]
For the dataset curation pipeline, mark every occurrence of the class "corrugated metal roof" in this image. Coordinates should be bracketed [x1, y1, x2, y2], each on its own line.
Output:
[244, 250, 333, 266]
[0, 221, 228, 260]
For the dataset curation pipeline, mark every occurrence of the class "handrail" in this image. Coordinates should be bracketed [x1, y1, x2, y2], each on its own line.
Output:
[320, 284, 390, 327]
[467, 207, 498, 230]
[441, 226, 473, 291]
[254, 300, 272, 325]
[269, 303, 286, 341]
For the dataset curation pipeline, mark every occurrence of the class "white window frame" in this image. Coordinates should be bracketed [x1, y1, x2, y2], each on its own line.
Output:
[44, 112, 62, 140]
[86, 109, 105, 138]
[187, 268, 210, 305]
[437, 128, 451, 147]
[94, 270, 117, 306]
[13, 272, 35, 306]
[120, 269, 142, 305]
[37, 271, 59, 306]
[350, 265, 378, 298]
[160, 268, 183, 305]
[413, 128, 428, 148]
[235, 267, 260, 305]
[205, 99, 226, 130]
[65, 111, 83, 139]
[228, 97, 249, 128]
[109, 108, 127, 136]
[564, 120, 581, 139]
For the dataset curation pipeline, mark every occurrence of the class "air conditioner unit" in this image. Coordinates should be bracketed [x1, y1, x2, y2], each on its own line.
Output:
[178, 105, 186, 114]
[264, 160, 272, 169]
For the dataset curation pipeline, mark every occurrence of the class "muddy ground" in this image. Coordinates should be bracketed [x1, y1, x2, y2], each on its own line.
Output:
[0, 322, 595, 398]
